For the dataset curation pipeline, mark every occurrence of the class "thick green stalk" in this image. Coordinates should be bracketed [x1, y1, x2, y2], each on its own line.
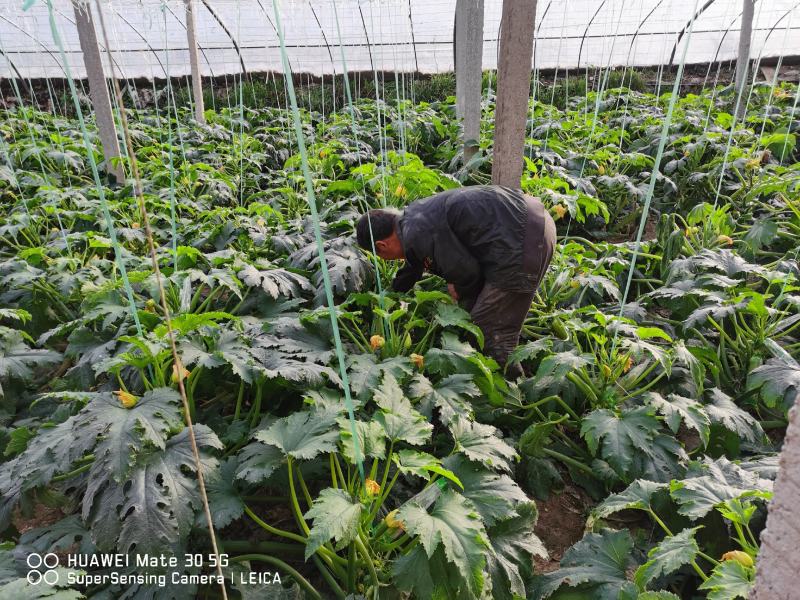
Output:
[231, 554, 321, 600]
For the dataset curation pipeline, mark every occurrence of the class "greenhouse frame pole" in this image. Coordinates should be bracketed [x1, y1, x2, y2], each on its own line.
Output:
[72, 0, 124, 183]
[752, 392, 800, 600]
[735, 0, 755, 119]
[184, 0, 206, 123]
[491, 0, 537, 187]
[454, 0, 484, 164]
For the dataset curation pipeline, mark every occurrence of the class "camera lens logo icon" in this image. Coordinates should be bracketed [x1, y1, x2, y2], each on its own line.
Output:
[26, 553, 59, 585]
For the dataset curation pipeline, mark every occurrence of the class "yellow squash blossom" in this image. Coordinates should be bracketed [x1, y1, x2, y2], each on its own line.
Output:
[721, 551, 754, 568]
[365, 478, 381, 496]
[114, 390, 138, 409]
[172, 363, 191, 384]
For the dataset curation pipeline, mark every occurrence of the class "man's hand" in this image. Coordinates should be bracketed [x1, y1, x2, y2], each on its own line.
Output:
[447, 283, 459, 302]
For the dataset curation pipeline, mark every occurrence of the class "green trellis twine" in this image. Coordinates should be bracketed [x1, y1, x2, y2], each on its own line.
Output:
[36, 0, 144, 338]
[613, 0, 702, 344]
[272, 0, 365, 483]
[330, 0, 389, 339]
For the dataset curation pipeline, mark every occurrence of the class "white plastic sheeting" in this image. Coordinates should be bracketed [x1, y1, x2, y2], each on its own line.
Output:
[0, 0, 798, 80]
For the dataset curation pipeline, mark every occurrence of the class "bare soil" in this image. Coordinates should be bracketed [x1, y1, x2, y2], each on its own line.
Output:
[533, 483, 595, 573]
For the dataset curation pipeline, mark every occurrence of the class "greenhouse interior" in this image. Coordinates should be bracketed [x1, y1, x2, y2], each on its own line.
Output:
[1, 0, 799, 598]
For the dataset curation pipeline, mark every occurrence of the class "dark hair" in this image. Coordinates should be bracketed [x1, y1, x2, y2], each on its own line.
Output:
[356, 208, 400, 249]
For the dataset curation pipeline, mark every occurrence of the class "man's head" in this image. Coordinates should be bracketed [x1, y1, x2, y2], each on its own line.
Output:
[356, 209, 405, 260]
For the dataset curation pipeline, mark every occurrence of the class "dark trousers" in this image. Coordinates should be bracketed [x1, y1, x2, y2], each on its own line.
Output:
[470, 196, 556, 373]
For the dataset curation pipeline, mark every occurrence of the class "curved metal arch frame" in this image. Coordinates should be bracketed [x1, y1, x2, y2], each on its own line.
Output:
[199, 0, 248, 76]
[307, 0, 337, 75]
[0, 13, 69, 78]
[252, 0, 296, 76]
[110, 9, 169, 78]
[407, 0, 419, 74]
[0, 32, 29, 85]
[56, 3, 132, 79]
[625, 0, 665, 65]
[532, 0, 553, 70]
[577, 0, 608, 72]
[356, 0, 375, 73]
[161, 2, 218, 79]
[754, 1, 800, 58]
[668, 0, 721, 66]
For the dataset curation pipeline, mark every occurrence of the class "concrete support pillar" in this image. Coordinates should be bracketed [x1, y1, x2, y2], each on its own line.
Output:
[734, 0, 754, 119]
[72, 0, 124, 182]
[184, 0, 206, 123]
[455, 0, 484, 164]
[491, 0, 537, 187]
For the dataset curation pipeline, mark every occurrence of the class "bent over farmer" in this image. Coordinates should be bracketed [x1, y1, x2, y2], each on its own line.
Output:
[356, 185, 556, 379]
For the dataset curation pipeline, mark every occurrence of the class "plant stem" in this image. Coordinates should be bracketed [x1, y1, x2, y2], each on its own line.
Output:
[542, 448, 597, 477]
[356, 533, 380, 599]
[233, 380, 244, 421]
[287, 458, 311, 536]
[52, 462, 91, 482]
[311, 555, 346, 600]
[230, 554, 321, 600]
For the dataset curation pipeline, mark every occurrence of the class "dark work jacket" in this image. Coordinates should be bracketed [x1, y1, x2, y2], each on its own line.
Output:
[393, 185, 546, 305]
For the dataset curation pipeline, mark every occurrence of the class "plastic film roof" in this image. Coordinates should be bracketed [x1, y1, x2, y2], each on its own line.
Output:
[1, 0, 798, 80]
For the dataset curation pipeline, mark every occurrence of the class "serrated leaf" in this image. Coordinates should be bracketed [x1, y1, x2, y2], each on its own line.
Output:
[391, 450, 463, 488]
[581, 407, 660, 478]
[19, 515, 96, 556]
[592, 480, 668, 519]
[704, 388, 765, 444]
[4, 426, 34, 457]
[448, 416, 517, 473]
[85, 388, 183, 483]
[398, 489, 489, 598]
[393, 545, 455, 599]
[634, 527, 701, 589]
[674, 340, 705, 394]
[372, 372, 413, 413]
[748, 351, 800, 410]
[374, 411, 432, 446]
[697, 559, 754, 600]
[646, 392, 710, 447]
[338, 418, 386, 463]
[0, 567, 85, 599]
[670, 457, 772, 519]
[234, 439, 284, 484]
[487, 501, 547, 600]
[348, 354, 412, 401]
[0, 329, 62, 396]
[255, 408, 339, 461]
[442, 455, 529, 527]
[109, 425, 221, 555]
[205, 458, 244, 529]
[237, 263, 311, 300]
[407, 373, 478, 424]
[531, 530, 639, 600]
[434, 303, 484, 349]
[303, 488, 362, 559]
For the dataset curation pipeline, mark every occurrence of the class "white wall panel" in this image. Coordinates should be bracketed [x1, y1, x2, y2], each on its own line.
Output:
[0, 0, 798, 79]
